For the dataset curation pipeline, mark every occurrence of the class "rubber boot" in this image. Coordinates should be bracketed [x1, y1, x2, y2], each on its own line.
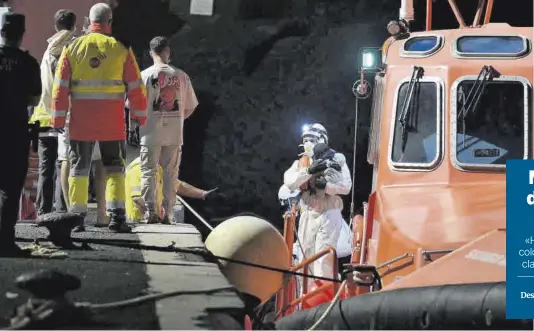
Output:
[71, 213, 86, 232]
[108, 209, 131, 233]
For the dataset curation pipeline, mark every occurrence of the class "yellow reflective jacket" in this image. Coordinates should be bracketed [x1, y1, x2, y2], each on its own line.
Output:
[30, 30, 75, 128]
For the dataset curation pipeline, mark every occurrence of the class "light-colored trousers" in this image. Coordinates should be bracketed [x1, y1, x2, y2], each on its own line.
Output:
[140, 145, 181, 219]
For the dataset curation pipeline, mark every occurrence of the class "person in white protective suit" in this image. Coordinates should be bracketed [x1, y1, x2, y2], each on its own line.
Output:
[277, 184, 352, 267]
[283, 123, 352, 287]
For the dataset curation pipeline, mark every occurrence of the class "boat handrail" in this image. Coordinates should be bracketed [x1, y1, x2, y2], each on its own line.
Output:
[276, 239, 339, 318]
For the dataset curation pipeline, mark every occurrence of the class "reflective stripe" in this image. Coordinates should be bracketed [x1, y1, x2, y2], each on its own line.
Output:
[69, 203, 88, 213]
[130, 109, 145, 117]
[71, 169, 91, 177]
[131, 185, 141, 192]
[106, 173, 126, 210]
[106, 166, 125, 174]
[71, 92, 125, 100]
[127, 80, 142, 90]
[71, 79, 124, 87]
[54, 77, 70, 87]
[106, 200, 126, 210]
[39, 131, 58, 138]
[52, 110, 68, 117]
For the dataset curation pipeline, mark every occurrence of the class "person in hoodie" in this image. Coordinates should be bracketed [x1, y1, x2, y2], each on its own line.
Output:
[29, 9, 76, 216]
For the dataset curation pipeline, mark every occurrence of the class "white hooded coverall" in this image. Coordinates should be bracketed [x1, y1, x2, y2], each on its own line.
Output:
[284, 152, 352, 286]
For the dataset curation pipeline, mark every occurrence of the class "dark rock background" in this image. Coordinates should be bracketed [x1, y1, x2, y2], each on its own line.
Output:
[112, 0, 533, 230]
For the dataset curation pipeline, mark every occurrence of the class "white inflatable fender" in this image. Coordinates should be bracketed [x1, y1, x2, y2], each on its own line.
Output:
[205, 215, 290, 303]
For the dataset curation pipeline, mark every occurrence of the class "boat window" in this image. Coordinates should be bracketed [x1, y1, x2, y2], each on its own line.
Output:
[367, 73, 385, 166]
[390, 79, 441, 169]
[453, 79, 529, 169]
[453, 36, 530, 58]
[402, 36, 443, 57]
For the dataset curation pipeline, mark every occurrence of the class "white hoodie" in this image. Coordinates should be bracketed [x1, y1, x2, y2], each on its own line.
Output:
[39, 30, 75, 118]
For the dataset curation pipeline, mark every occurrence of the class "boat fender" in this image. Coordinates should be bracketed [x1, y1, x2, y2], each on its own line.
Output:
[205, 215, 290, 304]
[276, 282, 533, 330]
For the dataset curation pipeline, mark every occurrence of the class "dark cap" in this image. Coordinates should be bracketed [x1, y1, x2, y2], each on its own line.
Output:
[2, 12, 25, 33]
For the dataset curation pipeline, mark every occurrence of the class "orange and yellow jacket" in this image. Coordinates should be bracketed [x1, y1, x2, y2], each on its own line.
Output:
[51, 24, 147, 141]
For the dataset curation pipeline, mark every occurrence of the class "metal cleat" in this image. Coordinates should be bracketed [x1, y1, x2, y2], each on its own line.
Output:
[8, 270, 91, 330]
[35, 212, 85, 249]
[342, 264, 382, 291]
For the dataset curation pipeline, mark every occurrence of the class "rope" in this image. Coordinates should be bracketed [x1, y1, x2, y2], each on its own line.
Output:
[307, 280, 347, 331]
[349, 95, 359, 221]
[4, 286, 237, 330]
[185, 245, 342, 283]
[79, 286, 235, 310]
[176, 195, 214, 231]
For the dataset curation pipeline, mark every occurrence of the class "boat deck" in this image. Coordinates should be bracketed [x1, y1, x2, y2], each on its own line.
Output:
[0, 204, 245, 330]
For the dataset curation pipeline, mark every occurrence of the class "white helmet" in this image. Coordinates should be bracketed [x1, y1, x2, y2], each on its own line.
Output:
[302, 123, 328, 144]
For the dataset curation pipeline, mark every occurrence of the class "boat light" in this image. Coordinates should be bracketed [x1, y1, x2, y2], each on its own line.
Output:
[362, 51, 376, 69]
[387, 19, 409, 38]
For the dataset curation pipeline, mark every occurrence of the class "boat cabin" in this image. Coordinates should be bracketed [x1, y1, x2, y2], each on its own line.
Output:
[357, 4, 532, 286]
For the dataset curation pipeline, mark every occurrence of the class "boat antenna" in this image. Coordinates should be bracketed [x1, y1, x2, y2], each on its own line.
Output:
[350, 65, 372, 220]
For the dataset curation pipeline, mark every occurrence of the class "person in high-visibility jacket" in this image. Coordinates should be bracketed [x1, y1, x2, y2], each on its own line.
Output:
[125, 157, 226, 223]
[56, 15, 109, 231]
[29, 9, 77, 216]
[51, 3, 147, 233]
